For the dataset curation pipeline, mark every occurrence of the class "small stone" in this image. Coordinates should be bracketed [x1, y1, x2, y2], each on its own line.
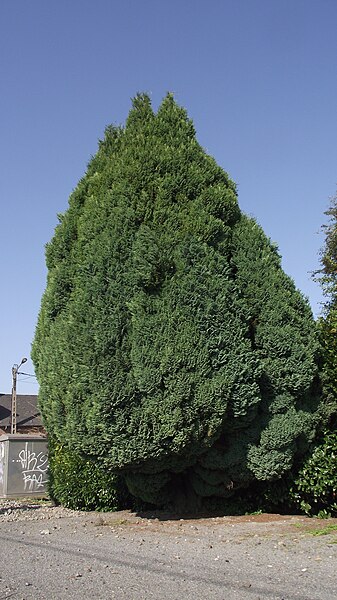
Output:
[40, 529, 51, 535]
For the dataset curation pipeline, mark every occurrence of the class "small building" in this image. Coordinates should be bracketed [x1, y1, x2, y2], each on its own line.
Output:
[0, 394, 45, 436]
[0, 395, 48, 497]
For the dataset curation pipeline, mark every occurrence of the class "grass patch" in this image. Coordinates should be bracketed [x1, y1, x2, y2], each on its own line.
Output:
[308, 524, 337, 536]
[245, 510, 263, 516]
[293, 522, 337, 536]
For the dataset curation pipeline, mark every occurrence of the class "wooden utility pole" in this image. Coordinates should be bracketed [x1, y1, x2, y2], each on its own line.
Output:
[10, 357, 27, 434]
[10, 364, 18, 434]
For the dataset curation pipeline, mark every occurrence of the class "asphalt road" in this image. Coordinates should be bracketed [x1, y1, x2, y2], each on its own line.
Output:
[0, 505, 336, 599]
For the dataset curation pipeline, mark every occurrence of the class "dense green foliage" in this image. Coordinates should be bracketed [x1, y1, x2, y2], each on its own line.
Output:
[290, 426, 337, 517]
[32, 94, 322, 510]
[48, 438, 130, 511]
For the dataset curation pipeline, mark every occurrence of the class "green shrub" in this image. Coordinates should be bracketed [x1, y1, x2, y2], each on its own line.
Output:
[48, 438, 131, 511]
[290, 428, 337, 517]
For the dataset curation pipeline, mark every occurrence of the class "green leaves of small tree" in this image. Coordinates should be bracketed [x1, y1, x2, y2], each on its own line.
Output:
[317, 194, 337, 401]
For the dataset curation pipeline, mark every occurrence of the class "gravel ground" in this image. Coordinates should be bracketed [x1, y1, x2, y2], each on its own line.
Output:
[0, 499, 336, 600]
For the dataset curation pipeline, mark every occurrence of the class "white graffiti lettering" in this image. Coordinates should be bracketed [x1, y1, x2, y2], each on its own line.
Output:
[22, 472, 47, 491]
[16, 442, 48, 492]
[0, 443, 5, 486]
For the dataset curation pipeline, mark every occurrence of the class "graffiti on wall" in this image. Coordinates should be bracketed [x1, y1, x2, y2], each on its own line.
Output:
[15, 442, 48, 492]
[0, 443, 4, 486]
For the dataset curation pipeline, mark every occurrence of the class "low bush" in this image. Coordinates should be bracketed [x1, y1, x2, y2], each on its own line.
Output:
[47, 439, 131, 511]
[290, 427, 337, 517]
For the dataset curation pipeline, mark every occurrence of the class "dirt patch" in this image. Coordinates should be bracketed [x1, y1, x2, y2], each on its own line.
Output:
[1, 498, 337, 541]
[97, 510, 337, 540]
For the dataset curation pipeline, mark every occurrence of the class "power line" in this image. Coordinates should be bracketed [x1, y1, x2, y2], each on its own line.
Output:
[17, 379, 39, 385]
[18, 372, 37, 378]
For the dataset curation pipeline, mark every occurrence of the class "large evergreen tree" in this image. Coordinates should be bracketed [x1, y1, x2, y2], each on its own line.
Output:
[32, 94, 322, 509]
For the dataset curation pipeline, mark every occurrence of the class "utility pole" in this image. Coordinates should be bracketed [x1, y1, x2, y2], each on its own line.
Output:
[11, 357, 27, 435]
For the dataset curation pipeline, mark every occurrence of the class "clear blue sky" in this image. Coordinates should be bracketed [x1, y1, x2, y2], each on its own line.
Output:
[1, 0, 336, 394]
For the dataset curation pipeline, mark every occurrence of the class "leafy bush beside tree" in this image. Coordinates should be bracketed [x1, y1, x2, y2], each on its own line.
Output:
[32, 94, 323, 511]
[290, 426, 337, 517]
[48, 438, 131, 511]
[317, 196, 337, 403]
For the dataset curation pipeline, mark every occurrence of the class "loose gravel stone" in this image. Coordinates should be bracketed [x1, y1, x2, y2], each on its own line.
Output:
[0, 498, 336, 599]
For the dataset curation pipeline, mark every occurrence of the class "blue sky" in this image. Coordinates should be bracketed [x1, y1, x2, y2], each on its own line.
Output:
[1, 0, 336, 394]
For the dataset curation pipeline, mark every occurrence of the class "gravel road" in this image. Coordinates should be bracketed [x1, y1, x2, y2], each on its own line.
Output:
[0, 499, 336, 600]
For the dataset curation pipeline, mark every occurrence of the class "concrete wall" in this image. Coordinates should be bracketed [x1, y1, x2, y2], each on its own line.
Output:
[0, 435, 48, 498]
